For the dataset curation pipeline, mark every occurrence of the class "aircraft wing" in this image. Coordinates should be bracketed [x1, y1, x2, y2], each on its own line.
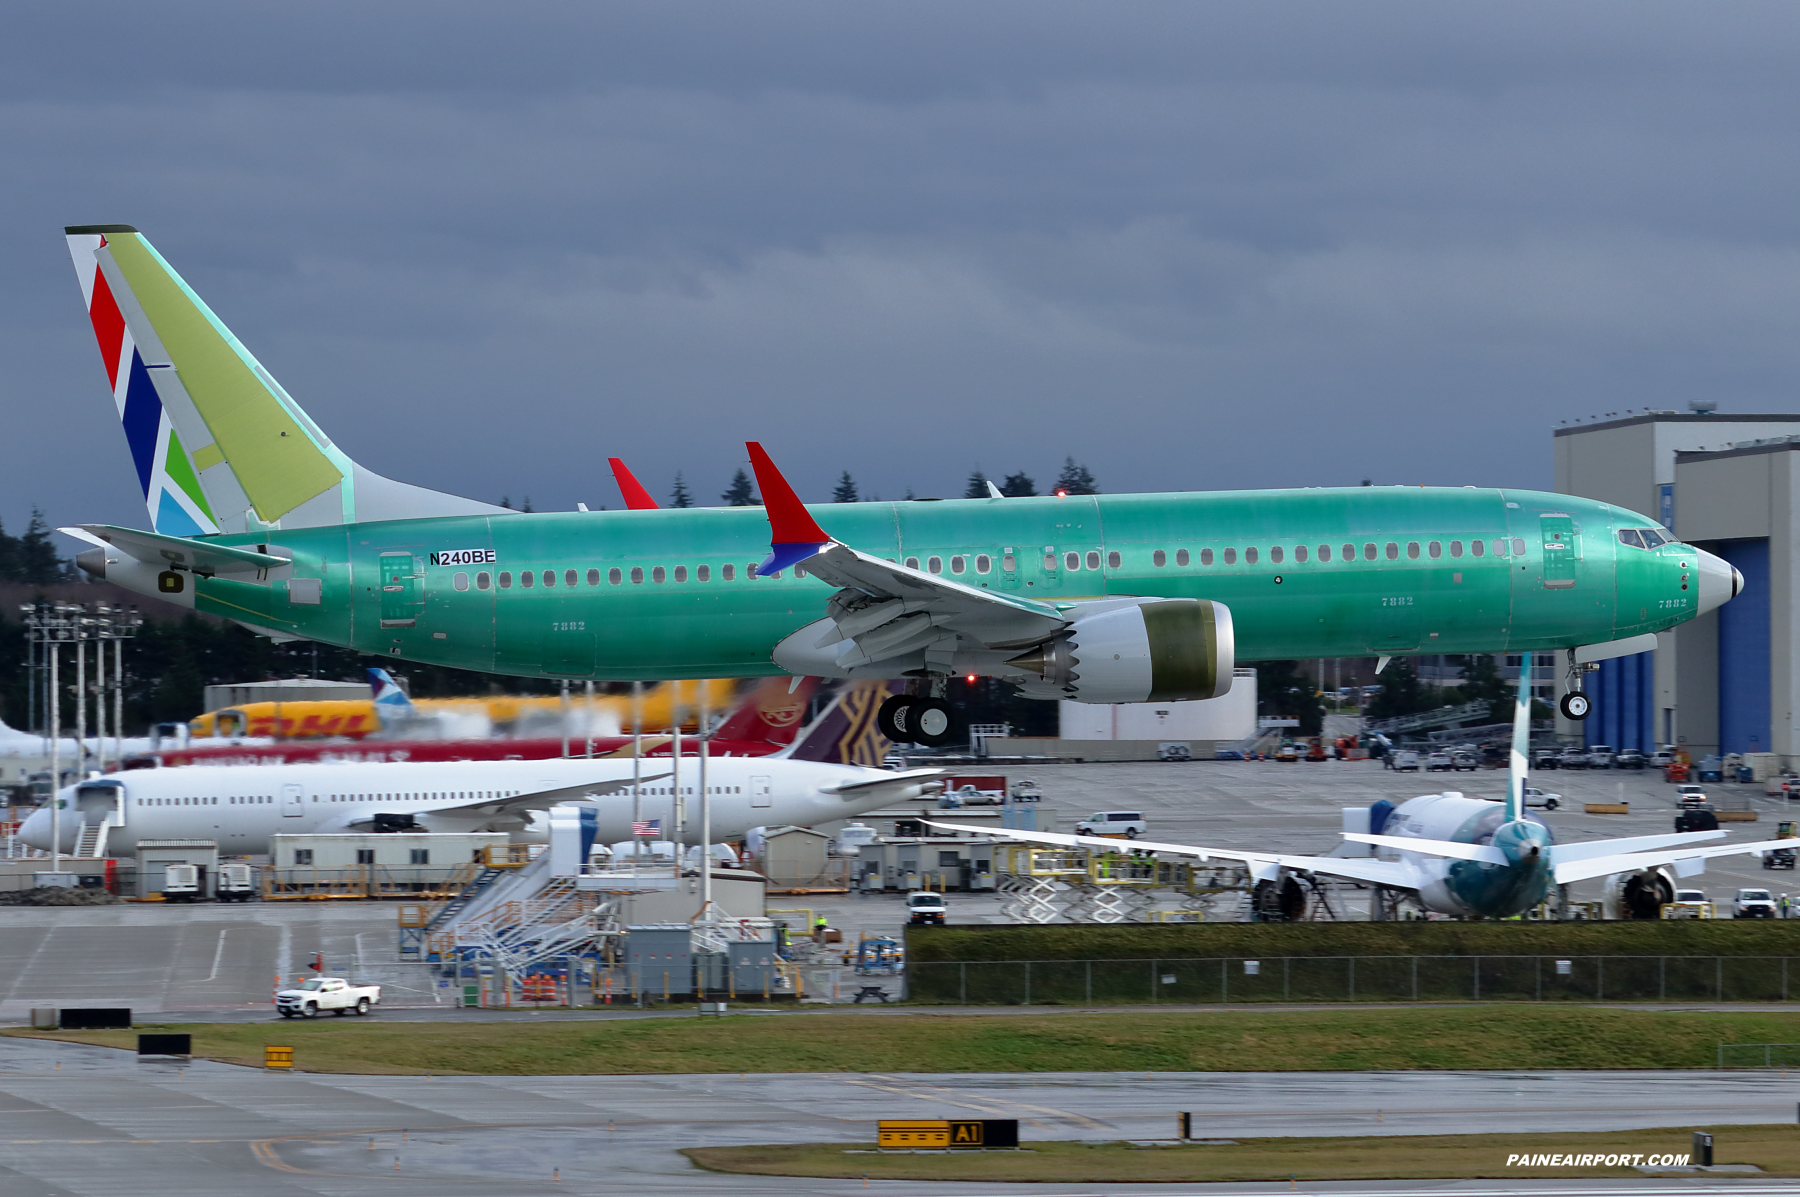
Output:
[401, 772, 671, 823]
[1554, 835, 1800, 886]
[745, 443, 1069, 658]
[924, 820, 1420, 889]
[64, 524, 290, 576]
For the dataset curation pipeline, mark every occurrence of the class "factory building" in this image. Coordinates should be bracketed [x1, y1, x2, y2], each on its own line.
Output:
[1556, 409, 1800, 764]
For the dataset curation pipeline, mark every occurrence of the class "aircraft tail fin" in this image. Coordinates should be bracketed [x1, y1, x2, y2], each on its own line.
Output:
[779, 680, 902, 766]
[1506, 650, 1532, 823]
[63, 225, 507, 537]
[366, 667, 415, 711]
[712, 677, 818, 747]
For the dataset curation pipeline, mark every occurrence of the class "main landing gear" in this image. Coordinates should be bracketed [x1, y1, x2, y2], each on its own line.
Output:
[877, 693, 964, 749]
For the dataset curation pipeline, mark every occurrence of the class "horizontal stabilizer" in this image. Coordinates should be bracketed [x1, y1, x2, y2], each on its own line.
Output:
[65, 523, 289, 575]
[1551, 829, 1727, 864]
[1342, 833, 1506, 864]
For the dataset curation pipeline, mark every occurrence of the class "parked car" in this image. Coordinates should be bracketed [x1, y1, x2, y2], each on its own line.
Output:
[1675, 808, 1720, 833]
[1075, 811, 1147, 838]
[1523, 787, 1562, 811]
[1674, 888, 1708, 904]
[1274, 743, 1299, 762]
[1451, 750, 1480, 772]
[1425, 751, 1454, 772]
[274, 976, 380, 1018]
[1586, 745, 1617, 769]
[1615, 748, 1647, 770]
[1391, 750, 1421, 772]
[905, 891, 948, 926]
[1676, 784, 1711, 809]
[1532, 747, 1562, 770]
[1733, 888, 1779, 919]
[1558, 747, 1590, 770]
[1650, 748, 1678, 768]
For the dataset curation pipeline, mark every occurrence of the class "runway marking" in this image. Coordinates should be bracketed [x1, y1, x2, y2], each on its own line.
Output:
[853, 1074, 1109, 1130]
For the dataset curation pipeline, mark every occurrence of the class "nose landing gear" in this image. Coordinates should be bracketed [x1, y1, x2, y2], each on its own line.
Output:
[1558, 647, 1594, 721]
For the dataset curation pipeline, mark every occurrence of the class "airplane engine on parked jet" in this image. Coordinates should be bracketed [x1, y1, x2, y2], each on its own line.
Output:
[1603, 865, 1676, 919]
[1008, 599, 1234, 704]
[1252, 873, 1308, 922]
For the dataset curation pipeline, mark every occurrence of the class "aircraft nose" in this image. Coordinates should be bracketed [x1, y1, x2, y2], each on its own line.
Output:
[1693, 549, 1741, 615]
[16, 806, 47, 850]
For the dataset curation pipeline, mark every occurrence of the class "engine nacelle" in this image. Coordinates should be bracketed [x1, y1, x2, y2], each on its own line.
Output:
[1603, 866, 1676, 920]
[1009, 599, 1234, 703]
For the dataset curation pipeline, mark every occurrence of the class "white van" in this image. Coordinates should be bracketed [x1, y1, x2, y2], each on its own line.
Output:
[1075, 811, 1147, 838]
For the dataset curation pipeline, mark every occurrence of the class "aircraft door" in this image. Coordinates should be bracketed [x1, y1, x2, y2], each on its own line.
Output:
[378, 552, 422, 628]
[750, 776, 772, 808]
[999, 547, 1020, 591]
[1539, 514, 1579, 589]
[1037, 545, 1061, 591]
[281, 782, 305, 817]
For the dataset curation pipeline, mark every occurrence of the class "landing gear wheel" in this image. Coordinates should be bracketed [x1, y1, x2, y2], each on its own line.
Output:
[1559, 692, 1591, 721]
[906, 697, 961, 748]
[877, 695, 917, 743]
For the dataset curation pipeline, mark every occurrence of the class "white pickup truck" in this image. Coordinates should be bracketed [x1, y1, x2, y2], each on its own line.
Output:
[274, 977, 381, 1018]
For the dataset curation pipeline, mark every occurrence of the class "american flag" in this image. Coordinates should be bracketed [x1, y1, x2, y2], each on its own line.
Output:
[631, 819, 660, 837]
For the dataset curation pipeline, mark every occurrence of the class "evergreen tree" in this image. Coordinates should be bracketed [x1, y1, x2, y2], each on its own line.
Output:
[0, 517, 18, 582]
[500, 496, 514, 510]
[832, 471, 859, 503]
[1256, 660, 1323, 736]
[1364, 658, 1440, 720]
[1454, 654, 1514, 722]
[669, 472, 694, 508]
[1054, 456, 1099, 495]
[520, 496, 534, 513]
[964, 469, 990, 499]
[999, 471, 1037, 498]
[722, 468, 759, 506]
[16, 510, 65, 584]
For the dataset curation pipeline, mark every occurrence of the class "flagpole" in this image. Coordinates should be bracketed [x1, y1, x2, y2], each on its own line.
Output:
[699, 683, 712, 923]
[631, 681, 643, 868]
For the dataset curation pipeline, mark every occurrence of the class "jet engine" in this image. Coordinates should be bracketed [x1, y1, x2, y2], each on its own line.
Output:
[1252, 873, 1308, 922]
[1603, 865, 1676, 920]
[1008, 599, 1234, 703]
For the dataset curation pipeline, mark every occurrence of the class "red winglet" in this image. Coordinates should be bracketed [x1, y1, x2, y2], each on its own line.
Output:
[746, 442, 829, 544]
[608, 458, 660, 510]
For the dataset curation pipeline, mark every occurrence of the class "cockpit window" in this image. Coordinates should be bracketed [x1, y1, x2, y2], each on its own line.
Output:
[1618, 527, 1671, 550]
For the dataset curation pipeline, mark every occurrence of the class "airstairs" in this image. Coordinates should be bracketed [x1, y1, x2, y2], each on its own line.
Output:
[72, 821, 110, 859]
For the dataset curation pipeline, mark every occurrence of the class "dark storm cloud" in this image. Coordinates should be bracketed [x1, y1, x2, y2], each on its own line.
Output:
[5, 1, 1800, 532]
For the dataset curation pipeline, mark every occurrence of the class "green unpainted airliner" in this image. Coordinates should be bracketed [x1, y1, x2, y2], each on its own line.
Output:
[59, 226, 1742, 746]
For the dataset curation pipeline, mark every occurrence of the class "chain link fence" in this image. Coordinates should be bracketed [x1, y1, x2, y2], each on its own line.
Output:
[908, 955, 1799, 1004]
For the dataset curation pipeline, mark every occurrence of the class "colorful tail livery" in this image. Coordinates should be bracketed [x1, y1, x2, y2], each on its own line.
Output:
[65, 226, 506, 537]
[366, 667, 416, 713]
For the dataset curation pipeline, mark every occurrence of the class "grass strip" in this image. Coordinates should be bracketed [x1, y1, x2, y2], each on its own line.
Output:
[11, 1005, 1800, 1074]
[686, 1124, 1799, 1183]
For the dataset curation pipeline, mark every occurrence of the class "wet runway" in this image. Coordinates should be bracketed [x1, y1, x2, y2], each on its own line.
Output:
[0, 1037, 1795, 1195]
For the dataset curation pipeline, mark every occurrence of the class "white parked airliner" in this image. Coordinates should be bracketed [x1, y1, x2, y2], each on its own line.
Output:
[20, 754, 942, 858]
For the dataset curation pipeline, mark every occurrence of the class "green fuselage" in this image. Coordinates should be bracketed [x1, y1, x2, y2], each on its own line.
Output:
[185, 486, 1696, 681]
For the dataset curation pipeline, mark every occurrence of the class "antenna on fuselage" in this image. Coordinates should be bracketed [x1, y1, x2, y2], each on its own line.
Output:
[1506, 650, 1532, 823]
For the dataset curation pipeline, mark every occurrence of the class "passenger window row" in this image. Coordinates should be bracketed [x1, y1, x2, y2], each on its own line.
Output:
[446, 536, 1533, 593]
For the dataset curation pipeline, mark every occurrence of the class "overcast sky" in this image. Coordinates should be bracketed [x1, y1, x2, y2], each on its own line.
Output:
[5, 1, 1800, 534]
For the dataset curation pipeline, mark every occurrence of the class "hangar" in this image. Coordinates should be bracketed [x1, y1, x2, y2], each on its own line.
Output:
[1556, 409, 1800, 765]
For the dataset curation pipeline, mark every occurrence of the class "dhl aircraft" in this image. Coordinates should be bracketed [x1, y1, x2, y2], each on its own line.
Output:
[936, 654, 1797, 919]
[186, 669, 741, 741]
[59, 226, 1742, 747]
[141, 674, 828, 766]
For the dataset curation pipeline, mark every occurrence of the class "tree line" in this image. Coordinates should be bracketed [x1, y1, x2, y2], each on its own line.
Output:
[669, 457, 1102, 508]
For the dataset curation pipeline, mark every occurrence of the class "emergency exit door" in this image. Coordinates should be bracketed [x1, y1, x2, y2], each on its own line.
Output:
[750, 776, 772, 808]
[281, 783, 305, 817]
